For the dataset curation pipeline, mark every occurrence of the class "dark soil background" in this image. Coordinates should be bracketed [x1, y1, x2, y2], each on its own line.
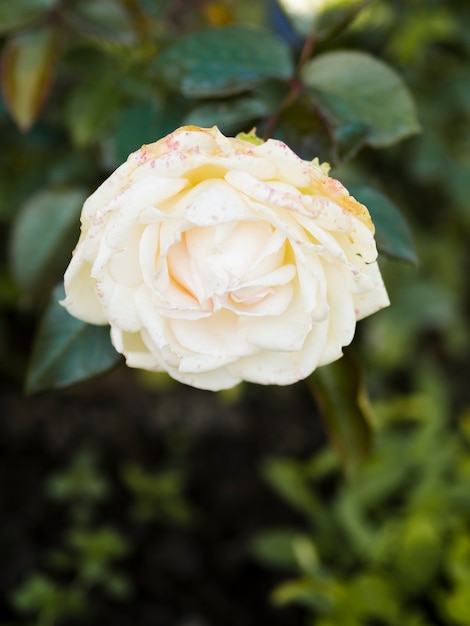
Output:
[1, 368, 326, 625]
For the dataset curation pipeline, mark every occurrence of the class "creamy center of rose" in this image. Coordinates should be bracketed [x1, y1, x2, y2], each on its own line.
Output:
[150, 219, 297, 317]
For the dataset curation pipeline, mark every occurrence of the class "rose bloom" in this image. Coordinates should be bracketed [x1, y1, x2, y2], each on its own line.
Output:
[62, 125, 389, 390]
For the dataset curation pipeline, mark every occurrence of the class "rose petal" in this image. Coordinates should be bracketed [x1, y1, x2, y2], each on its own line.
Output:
[169, 311, 255, 358]
[168, 365, 242, 391]
[226, 282, 294, 316]
[226, 170, 308, 215]
[255, 138, 312, 187]
[62, 256, 107, 324]
[169, 179, 255, 225]
[108, 227, 144, 288]
[317, 263, 357, 365]
[227, 322, 329, 386]
[353, 261, 390, 320]
[242, 288, 313, 352]
[111, 327, 159, 370]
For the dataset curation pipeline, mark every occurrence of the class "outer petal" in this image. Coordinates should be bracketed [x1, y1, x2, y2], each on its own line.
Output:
[226, 321, 329, 386]
[353, 261, 390, 319]
[317, 263, 357, 366]
[62, 255, 107, 324]
[168, 311, 256, 359]
[168, 364, 242, 392]
[110, 327, 160, 370]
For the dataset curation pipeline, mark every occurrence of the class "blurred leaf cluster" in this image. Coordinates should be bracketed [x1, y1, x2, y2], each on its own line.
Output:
[253, 373, 470, 625]
[9, 449, 130, 625]
[7, 445, 195, 625]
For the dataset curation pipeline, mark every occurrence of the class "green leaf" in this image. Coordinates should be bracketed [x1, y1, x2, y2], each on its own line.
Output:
[46, 449, 110, 504]
[395, 515, 442, 593]
[314, 0, 376, 43]
[302, 50, 420, 148]
[63, 0, 136, 47]
[65, 76, 122, 146]
[122, 464, 195, 525]
[308, 349, 373, 478]
[251, 528, 318, 573]
[276, 94, 333, 161]
[349, 185, 418, 264]
[112, 102, 163, 163]
[261, 458, 324, 523]
[236, 128, 265, 146]
[0, 0, 55, 35]
[442, 585, 470, 626]
[157, 25, 294, 98]
[67, 527, 128, 561]
[10, 187, 86, 294]
[26, 285, 121, 393]
[11, 574, 85, 620]
[183, 96, 269, 134]
[1, 26, 58, 131]
[111, 98, 188, 164]
[271, 576, 334, 611]
[333, 121, 371, 161]
[341, 573, 400, 622]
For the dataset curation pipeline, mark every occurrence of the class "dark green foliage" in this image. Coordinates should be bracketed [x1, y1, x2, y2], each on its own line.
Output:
[302, 51, 420, 148]
[0, 0, 56, 35]
[26, 285, 122, 393]
[156, 25, 294, 97]
[10, 188, 86, 295]
[8, 444, 195, 625]
[254, 380, 470, 625]
[350, 186, 418, 265]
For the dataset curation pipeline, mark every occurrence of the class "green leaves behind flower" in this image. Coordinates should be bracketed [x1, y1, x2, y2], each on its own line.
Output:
[26, 285, 122, 394]
[10, 187, 86, 297]
[156, 25, 294, 98]
[65, 72, 123, 147]
[184, 96, 269, 136]
[350, 186, 418, 265]
[61, 0, 137, 48]
[302, 51, 420, 151]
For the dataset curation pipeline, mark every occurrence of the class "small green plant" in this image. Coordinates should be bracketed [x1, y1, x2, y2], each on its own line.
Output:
[11, 574, 85, 626]
[8, 442, 197, 625]
[46, 448, 111, 524]
[10, 449, 130, 625]
[122, 463, 196, 525]
[252, 373, 470, 625]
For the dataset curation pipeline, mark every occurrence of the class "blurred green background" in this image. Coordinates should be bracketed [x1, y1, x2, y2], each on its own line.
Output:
[1, 0, 470, 624]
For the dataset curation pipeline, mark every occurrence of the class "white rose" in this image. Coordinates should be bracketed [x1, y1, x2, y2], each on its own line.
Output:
[62, 125, 389, 390]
